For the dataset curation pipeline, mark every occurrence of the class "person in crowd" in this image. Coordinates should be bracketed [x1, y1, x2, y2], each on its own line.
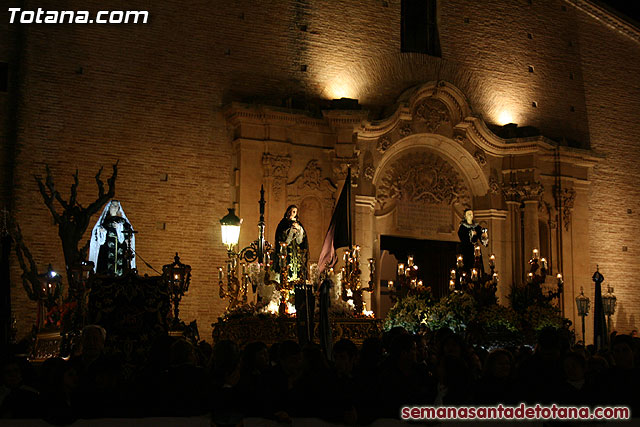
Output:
[474, 348, 517, 405]
[0, 357, 40, 419]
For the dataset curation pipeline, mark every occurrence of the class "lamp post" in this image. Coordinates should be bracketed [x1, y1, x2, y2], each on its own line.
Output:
[575, 287, 590, 344]
[218, 189, 274, 311]
[163, 252, 192, 328]
[601, 285, 617, 344]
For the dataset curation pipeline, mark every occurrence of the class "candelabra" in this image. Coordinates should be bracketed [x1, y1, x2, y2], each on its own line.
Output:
[450, 248, 498, 293]
[218, 186, 274, 311]
[525, 248, 563, 304]
[388, 255, 426, 303]
[338, 246, 375, 315]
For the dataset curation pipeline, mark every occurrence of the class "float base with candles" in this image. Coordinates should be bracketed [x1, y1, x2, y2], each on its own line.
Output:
[384, 249, 570, 348]
[212, 314, 383, 347]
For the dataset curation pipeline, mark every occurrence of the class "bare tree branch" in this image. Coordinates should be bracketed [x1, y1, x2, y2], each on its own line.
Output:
[69, 169, 79, 208]
[35, 172, 61, 225]
[11, 224, 39, 301]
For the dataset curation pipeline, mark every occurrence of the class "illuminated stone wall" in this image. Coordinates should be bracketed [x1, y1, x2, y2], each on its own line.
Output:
[1, 0, 638, 341]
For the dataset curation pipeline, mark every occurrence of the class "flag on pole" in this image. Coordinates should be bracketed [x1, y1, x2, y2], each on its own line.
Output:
[318, 168, 351, 273]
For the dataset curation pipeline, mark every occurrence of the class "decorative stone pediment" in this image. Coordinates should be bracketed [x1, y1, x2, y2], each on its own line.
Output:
[287, 160, 336, 202]
[413, 98, 451, 133]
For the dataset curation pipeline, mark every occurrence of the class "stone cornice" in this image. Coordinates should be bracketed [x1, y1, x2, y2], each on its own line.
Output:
[566, 0, 640, 45]
[224, 102, 330, 130]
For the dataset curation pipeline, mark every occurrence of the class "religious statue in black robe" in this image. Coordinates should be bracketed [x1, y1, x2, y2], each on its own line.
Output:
[274, 205, 309, 283]
[88, 200, 136, 276]
[457, 209, 488, 274]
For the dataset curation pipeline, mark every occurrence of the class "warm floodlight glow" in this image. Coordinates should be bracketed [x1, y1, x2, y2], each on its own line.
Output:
[325, 78, 355, 100]
[497, 110, 514, 125]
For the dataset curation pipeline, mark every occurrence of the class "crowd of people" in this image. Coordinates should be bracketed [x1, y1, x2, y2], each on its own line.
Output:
[1, 325, 638, 425]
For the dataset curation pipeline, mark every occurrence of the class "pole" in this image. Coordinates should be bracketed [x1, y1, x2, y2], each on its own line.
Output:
[346, 167, 352, 250]
[258, 185, 266, 264]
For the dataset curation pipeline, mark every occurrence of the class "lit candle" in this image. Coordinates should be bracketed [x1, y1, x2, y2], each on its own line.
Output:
[407, 256, 414, 267]
[218, 267, 223, 281]
[388, 280, 394, 289]
[471, 268, 478, 280]
[449, 279, 455, 291]
[398, 263, 405, 276]
[174, 273, 180, 281]
[410, 279, 416, 289]
[557, 273, 563, 280]
[541, 258, 547, 270]
[532, 248, 539, 260]
[474, 246, 481, 257]
[450, 269, 456, 280]
[527, 272, 534, 283]
[413, 265, 418, 271]
[456, 255, 463, 267]
[493, 272, 499, 282]
[329, 267, 334, 275]
[489, 254, 495, 268]
[417, 280, 423, 288]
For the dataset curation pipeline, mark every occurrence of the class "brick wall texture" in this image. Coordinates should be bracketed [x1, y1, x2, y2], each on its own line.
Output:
[1, 0, 639, 340]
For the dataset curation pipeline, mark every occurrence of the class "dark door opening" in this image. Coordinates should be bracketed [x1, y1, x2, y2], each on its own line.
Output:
[380, 235, 458, 299]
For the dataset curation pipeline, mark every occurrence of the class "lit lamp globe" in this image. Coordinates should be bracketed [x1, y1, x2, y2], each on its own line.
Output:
[575, 288, 590, 317]
[602, 286, 617, 317]
[220, 208, 242, 251]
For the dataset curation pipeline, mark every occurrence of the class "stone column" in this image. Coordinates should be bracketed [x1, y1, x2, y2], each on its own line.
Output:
[523, 200, 540, 264]
[355, 195, 376, 314]
[502, 181, 523, 287]
[473, 209, 508, 303]
[520, 182, 544, 268]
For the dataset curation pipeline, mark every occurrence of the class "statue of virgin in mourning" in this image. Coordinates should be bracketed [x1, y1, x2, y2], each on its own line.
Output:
[88, 200, 135, 276]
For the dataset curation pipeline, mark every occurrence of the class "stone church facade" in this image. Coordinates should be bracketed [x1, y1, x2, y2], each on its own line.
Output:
[2, 0, 639, 342]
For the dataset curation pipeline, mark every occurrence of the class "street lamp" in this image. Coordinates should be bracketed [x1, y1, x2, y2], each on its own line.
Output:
[602, 286, 617, 342]
[163, 252, 192, 328]
[218, 188, 274, 311]
[36, 264, 63, 330]
[575, 286, 590, 344]
[220, 208, 242, 252]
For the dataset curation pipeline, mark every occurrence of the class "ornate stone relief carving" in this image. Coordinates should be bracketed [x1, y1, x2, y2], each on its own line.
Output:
[413, 99, 450, 133]
[474, 150, 487, 167]
[398, 122, 413, 137]
[501, 181, 544, 203]
[363, 165, 375, 181]
[287, 160, 336, 204]
[488, 176, 500, 195]
[553, 186, 576, 230]
[262, 153, 291, 201]
[376, 135, 392, 153]
[332, 157, 359, 185]
[376, 151, 470, 210]
[454, 134, 466, 145]
[518, 181, 544, 201]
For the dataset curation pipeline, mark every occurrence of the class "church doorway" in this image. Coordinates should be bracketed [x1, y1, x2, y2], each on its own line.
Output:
[380, 235, 458, 300]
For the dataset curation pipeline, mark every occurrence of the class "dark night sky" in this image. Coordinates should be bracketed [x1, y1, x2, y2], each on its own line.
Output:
[598, 0, 640, 26]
